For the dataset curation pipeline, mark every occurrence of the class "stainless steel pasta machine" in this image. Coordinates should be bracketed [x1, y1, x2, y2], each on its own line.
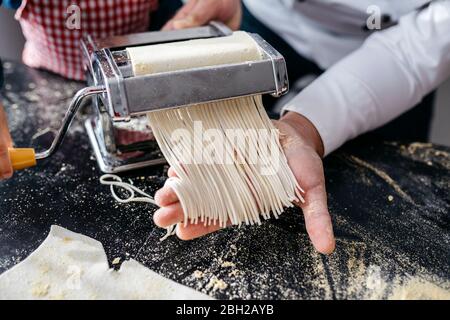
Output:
[8, 22, 289, 174]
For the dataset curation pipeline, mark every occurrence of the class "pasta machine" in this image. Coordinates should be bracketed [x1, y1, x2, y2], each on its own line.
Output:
[8, 22, 289, 173]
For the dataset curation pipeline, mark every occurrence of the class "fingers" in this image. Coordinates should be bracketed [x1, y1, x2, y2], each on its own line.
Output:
[300, 182, 335, 255]
[291, 158, 335, 255]
[276, 119, 335, 254]
[176, 222, 222, 241]
[164, 0, 221, 30]
[153, 200, 224, 241]
[167, 166, 177, 178]
[286, 148, 335, 255]
[154, 169, 182, 227]
[0, 106, 13, 148]
[154, 183, 179, 207]
[155, 167, 224, 240]
[172, 0, 199, 20]
[162, 0, 200, 30]
[0, 107, 13, 180]
[162, 0, 199, 30]
[154, 167, 179, 206]
[154, 202, 184, 227]
[0, 145, 13, 180]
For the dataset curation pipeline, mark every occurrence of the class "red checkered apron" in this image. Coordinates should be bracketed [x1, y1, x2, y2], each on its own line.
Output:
[16, 0, 158, 81]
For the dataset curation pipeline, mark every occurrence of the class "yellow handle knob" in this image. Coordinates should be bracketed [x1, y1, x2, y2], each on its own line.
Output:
[8, 148, 37, 170]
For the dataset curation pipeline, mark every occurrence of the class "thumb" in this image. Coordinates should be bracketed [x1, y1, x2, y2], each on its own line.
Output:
[172, 0, 221, 29]
[274, 120, 335, 254]
[162, 0, 199, 30]
[286, 146, 336, 255]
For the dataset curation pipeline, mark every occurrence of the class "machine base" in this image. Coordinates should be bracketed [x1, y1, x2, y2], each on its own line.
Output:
[85, 117, 167, 174]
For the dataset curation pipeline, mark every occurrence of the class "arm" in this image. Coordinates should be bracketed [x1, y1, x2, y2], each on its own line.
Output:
[0, 59, 14, 180]
[283, 1, 450, 155]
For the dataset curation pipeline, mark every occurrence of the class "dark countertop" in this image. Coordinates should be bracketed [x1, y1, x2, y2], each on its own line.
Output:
[0, 60, 449, 299]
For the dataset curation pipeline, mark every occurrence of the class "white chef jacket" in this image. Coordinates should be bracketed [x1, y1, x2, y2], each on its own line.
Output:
[244, 0, 450, 155]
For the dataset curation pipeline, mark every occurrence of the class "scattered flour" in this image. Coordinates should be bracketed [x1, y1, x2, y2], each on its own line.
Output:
[31, 282, 50, 298]
[206, 276, 228, 292]
[389, 277, 450, 300]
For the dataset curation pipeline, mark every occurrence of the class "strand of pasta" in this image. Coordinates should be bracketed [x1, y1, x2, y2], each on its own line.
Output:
[147, 95, 304, 229]
[99, 174, 176, 241]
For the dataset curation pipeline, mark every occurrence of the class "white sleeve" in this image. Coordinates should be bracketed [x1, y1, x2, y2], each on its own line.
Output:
[282, 1, 450, 156]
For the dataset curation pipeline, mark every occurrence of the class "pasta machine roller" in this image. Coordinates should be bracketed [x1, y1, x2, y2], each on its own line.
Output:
[8, 22, 289, 173]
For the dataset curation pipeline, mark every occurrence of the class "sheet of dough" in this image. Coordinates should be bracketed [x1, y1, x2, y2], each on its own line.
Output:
[127, 31, 263, 76]
[0, 226, 211, 300]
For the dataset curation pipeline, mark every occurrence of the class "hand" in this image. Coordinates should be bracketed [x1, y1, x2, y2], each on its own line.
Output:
[162, 0, 242, 31]
[0, 103, 13, 180]
[153, 112, 336, 255]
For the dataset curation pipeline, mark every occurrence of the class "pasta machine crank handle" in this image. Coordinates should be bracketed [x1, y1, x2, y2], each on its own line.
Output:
[8, 85, 106, 171]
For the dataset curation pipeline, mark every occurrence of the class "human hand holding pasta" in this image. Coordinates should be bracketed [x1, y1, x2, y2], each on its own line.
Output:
[0, 104, 13, 180]
[153, 111, 336, 255]
[162, 0, 242, 31]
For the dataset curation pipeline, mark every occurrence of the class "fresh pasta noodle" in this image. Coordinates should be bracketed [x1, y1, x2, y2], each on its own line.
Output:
[125, 32, 305, 232]
[100, 174, 157, 205]
[100, 174, 177, 241]
[148, 96, 304, 229]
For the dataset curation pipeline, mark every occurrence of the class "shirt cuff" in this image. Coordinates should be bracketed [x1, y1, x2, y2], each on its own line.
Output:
[282, 66, 379, 156]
